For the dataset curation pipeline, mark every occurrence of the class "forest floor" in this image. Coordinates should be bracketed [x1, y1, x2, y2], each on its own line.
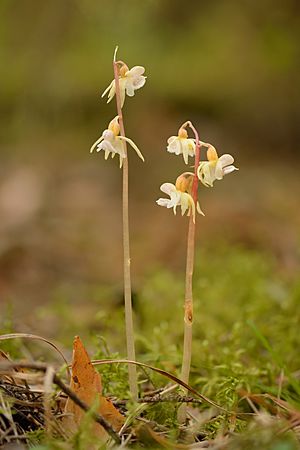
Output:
[0, 152, 300, 449]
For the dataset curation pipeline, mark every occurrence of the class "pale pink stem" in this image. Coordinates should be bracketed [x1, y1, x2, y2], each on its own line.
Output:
[180, 121, 200, 420]
[113, 58, 138, 401]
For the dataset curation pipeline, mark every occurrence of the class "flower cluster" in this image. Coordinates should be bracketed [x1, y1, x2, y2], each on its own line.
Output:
[157, 123, 238, 218]
[91, 56, 146, 168]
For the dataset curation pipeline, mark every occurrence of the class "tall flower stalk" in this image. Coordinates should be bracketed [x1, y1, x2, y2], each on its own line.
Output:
[112, 50, 138, 400]
[180, 121, 200, 388]
[157, 120, 238, 421]
[157, 120, 202, 390]
[91, 47, 146, 400]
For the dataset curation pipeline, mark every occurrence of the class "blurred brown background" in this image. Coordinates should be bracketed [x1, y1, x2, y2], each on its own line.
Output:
[0, 0, 299, 335]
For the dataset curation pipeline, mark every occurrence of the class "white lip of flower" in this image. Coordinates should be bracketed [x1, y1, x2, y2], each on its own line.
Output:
[90, 116, 144, 168]
[156, 182, 204, 223]
[101, 65, 146, 108]
[197, 143, 238, 187]
[166, 128, 196, 165]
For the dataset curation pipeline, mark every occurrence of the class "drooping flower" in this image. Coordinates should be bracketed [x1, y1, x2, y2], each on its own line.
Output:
[197, 144, 238, 187]
[102, 63, 146, 108]
[167, 127, 196, 164]
[156, 173, 204, 222]
[90, 116, 144, 168]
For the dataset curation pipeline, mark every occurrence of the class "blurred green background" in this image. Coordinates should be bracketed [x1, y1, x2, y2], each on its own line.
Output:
[0, 0, 299, 338]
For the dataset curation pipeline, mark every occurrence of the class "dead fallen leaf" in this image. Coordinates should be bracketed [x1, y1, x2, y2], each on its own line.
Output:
[64, 336, 124, 440]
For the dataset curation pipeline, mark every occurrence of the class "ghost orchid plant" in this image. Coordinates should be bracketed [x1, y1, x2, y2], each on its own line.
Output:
[157, 121, 238, 421]
[90, 47, 146, 400]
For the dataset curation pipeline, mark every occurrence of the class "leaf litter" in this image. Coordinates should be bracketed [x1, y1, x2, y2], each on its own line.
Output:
[1, 333, 300, 448]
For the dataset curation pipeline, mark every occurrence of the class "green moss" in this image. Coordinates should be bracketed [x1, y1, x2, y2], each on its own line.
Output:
[2, 244, 300, 448]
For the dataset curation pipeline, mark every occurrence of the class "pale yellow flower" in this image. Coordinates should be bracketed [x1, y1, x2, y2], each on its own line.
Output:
[102, 65, 146, 108]
[167, 127, 196, 164]
[156, 173, 204, 222]
[197, 144, 238, 187]
[90, 116, 144, 168]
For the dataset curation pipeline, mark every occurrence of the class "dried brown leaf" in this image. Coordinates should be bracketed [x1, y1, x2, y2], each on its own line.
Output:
[64, 336, 124, 440]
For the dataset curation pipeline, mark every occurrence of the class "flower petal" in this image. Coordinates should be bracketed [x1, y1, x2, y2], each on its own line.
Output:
[114, 139, 126, 158]
[101, 80, 114, 99]
[106, 81, 116, 104]
[118, 136, 145, 161]
[156, 198, 171, 208]
[197, 201, 205, 216]
[197, 161, 215, 187]
[223, 165, 239, 175]
[167, 138, 181, 155]
[218, 154, 234, 168]
[181, 140, 189, 165]
[127, 66, 145, 78]
[125, 81, 135, 97]
[133, 76, 146, 89]
[187, 139, 196, 156]
[160, 183, 177, 195]
[169, 191, 180, 207]
[180, 193, 189, 216]
[102, 129, 115, 141]
[114, 77, 127, 107]
[167, 136, 178, 145]
[97, 140, 115, 153]
[90, 136, 104, 153]
[184, 194, 196, 223]
[215, 160, 224, 180]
